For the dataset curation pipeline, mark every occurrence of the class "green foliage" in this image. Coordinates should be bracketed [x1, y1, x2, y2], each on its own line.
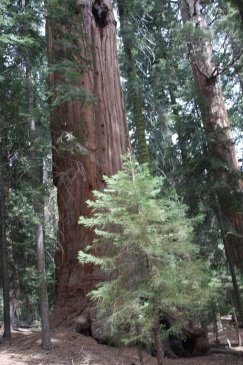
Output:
[55, 131, 87, 155]
[51, 83, 95, 108]
[47, 0, 95, 108]
[79, 154, 209, 346]
[0, 0, 55, 323]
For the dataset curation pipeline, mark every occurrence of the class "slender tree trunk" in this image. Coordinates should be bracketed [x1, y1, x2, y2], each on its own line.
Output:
[137, 347, 144, 365]
[47, 0, 129, 327]
[35, 223, 51, 349]
[180, 0, 243, 269]
[0, 146, 11, 341]
[10, 296, 19, 330]
[231, 305, 242, 346]
[0, 59, 10, 339]
[153, 309, 164, 365]
[225, 245, 243, 323]
[26, 61, 51, 350]
[8, 261, 20, 330]
[215, 192, 243, 323]
[25, 296, 33, 325]
[214, 318, 219, 344]
[117, 0, 150, 166]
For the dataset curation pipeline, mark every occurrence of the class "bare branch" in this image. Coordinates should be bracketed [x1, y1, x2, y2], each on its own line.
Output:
[187, 42, 210, 79]
[207, 9, 221, 26]
[217, 49, 243, 76]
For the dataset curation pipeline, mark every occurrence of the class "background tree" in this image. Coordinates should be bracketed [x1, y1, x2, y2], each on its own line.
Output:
[115, 0, 243, 325]
[0, 0, 54, 342]
[0, 142, 11, 340]
[23, 0, 51, 349]
[116, 0, 151, 166]
[180, 0, 243, 322]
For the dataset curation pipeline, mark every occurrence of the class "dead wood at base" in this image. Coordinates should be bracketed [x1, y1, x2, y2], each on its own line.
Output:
[167, 327, 209, 358]
[210, 346, 243, 356]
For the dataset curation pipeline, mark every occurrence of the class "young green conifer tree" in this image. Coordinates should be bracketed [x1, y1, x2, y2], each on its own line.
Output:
[78, 154, 208, 365]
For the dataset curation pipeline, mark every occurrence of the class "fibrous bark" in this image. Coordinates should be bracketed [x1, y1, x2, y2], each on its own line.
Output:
[47, 0, 129, 328]
[181, 0, 243, 269]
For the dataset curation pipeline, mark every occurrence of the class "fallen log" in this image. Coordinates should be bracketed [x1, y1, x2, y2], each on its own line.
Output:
[210, 346, 243, 356]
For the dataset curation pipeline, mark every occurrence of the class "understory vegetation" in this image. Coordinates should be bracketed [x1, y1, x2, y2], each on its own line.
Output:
[79, 155, 210, 359]
[1, 0, 243, 361]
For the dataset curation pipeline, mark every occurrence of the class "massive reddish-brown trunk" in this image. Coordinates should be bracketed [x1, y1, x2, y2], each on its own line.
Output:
[181, 0, 243, 267]
[47, 0, 129, 327]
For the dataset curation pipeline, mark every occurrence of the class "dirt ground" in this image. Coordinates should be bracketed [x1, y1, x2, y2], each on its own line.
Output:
[0, 326, 243, 365]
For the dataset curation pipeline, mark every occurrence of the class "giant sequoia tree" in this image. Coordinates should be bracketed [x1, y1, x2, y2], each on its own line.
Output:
[180, 0, 243, 265]
[47, 0, 129, 327]
[180, 0, 243, 319]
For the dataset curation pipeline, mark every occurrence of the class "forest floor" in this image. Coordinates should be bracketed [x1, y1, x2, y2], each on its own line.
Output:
[0, 325, 243, 365]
